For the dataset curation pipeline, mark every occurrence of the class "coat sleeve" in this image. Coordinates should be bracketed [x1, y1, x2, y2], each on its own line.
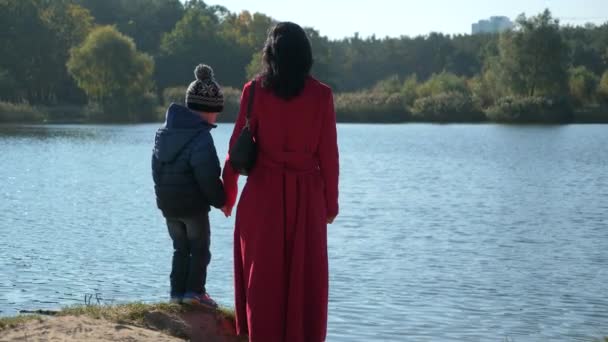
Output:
[190, 135, 226, 209]
[222, 81, 252, 209]
[318, 88, 340, 218]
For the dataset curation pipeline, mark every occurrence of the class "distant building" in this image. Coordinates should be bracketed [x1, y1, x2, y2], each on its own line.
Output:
[472, 16, 514, 34]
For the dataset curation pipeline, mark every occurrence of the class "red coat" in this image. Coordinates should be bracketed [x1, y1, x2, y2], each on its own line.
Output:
[222, 77, 339, 342]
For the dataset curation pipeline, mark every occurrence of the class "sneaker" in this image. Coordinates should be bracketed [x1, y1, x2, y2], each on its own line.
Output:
[169, 296, 182, 304]
[182, 292, 218, 308]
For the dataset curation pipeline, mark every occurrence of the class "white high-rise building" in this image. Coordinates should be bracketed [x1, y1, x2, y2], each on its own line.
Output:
[472, 16, 514, 34]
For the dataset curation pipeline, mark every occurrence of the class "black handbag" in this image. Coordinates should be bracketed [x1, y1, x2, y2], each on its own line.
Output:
[229, 80, 257, 175]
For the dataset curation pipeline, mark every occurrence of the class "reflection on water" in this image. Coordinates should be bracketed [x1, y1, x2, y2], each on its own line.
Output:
[0, 125, 99, 140]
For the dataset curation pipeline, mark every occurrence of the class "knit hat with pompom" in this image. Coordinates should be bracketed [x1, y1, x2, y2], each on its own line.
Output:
[186, 64, 224, 112]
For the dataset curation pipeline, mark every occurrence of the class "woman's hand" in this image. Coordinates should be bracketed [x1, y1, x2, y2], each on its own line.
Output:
[327, 216, 336, 224]
[221, 206, 233, 218]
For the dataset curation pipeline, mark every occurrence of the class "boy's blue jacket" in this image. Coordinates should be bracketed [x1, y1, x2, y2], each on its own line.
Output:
[152, 103, 225, 217]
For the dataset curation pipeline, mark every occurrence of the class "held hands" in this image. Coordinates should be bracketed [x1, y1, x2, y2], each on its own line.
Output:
[221, 206, 233, 218]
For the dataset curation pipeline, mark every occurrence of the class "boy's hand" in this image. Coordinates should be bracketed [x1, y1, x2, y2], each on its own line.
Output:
[327, 216, 336, 224]
[221, 206, 233, 218]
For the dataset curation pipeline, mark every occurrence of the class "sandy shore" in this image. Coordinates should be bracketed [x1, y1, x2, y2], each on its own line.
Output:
[0, 315, 181, 341]
[0, 303, 244, 342]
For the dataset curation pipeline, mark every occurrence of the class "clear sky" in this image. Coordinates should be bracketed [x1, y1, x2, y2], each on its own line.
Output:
[206, 0, 608, 39]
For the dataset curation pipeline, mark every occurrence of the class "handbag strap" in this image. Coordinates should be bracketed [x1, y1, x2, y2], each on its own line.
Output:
[245, 80, 256, 128]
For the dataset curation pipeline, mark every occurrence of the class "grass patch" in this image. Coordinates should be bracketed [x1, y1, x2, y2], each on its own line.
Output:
[57, 302, 186, 325]
[0, 315, 44, 331]
[1, 302, 236, 331]
[58, 302, 237, 327]
[59, 302, 240, 340]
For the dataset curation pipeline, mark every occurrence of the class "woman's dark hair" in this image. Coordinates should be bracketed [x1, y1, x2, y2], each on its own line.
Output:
[260, 22, 313, 100]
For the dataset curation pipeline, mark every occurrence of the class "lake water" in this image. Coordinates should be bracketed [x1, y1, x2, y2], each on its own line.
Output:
[1, 123, 607, 341]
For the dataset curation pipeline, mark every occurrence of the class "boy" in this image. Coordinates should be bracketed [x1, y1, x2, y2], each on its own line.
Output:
[152, 64, 225, 307]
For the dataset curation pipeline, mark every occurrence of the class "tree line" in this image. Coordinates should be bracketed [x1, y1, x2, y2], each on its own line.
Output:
[0, 0, 607, 123]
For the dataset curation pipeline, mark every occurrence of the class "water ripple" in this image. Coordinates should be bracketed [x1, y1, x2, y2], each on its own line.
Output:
[1, 124, 608, 341]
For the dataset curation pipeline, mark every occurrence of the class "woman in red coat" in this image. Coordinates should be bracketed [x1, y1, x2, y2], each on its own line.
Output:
[221, 22, 339, 342]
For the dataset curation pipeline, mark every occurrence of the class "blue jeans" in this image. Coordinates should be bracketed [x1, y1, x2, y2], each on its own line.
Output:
[166, 212, 211, 297]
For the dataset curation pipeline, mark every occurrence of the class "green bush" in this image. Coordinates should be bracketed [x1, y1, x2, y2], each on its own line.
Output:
[417, 72, 470, 98]
[469, 65, 507, 109]
[411, 92, 484, 122]
[599, 71, 608, 104]
[569, 66, 599, 106]
[334, 91, 409, 122]
[400, 74, 419, 109]
[486, 96, 573, 123]
[373, 75, 402, 94]
[0, 101, 47, 123]
[67, 26, 155, 114]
